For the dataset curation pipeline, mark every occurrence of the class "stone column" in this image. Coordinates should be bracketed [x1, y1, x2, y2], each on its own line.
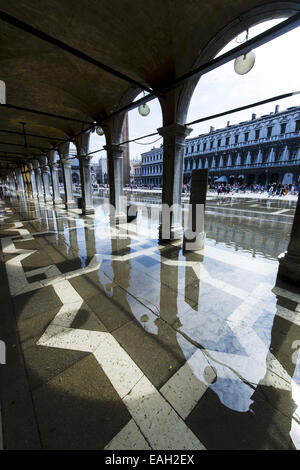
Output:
[104, 143, 126, 223]
[15, 167, 25, 193]
[59, 142, 76, 209]
[8, 173, 16, 194]
[76, 132, 94, 215]
[32, 159, 44, 200]
[39, 156, 52, 202]
[277, 194, 300, 286]
[47, 150, 62, 205]
[158, 123, 192, 240]
[28, 162, 38, 198]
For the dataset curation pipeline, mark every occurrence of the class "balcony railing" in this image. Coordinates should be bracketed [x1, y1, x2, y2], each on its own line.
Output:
[184, 159, 300, 173]
[185, 131, 300, 156]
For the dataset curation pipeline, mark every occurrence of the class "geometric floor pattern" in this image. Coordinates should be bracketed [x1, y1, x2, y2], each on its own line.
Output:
[0, 195, 300, 449]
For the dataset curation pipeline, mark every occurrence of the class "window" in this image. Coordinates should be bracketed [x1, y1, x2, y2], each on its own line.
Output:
[235, 135, 239, 144]
[255, 129, 260, 140]
[296, 120, 300, 132]
[280, 123, 286, 134]
[244, 132, 249, 142]
[218, 139, 221, 147]
[203, 142, 206, 151]
[197, 144, 200, 152]
[225, 137, 229, 146]
[267, 126, 272, 137]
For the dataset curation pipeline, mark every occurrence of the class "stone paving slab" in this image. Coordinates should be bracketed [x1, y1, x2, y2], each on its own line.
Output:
[0, 197, 299, 450]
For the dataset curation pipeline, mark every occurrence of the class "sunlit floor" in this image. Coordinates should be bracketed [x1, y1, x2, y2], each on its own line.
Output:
[0, 194, 299, 450]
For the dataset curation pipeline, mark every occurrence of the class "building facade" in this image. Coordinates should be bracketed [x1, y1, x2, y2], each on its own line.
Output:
[135, 105, 300, 188]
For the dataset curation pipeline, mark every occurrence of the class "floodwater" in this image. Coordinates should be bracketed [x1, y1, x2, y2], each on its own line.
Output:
[1, 193, 299, 450]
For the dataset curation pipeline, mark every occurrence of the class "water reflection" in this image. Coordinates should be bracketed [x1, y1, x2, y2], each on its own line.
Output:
[2, 194, 299, 449]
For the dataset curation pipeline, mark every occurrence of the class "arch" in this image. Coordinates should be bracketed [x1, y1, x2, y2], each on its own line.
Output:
[177, 2, 300, 124]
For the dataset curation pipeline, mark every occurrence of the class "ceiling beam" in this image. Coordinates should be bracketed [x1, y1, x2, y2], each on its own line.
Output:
[0, 129, 68, 141]
[0, 141, 51, 151]
[1, 103, 94, 125]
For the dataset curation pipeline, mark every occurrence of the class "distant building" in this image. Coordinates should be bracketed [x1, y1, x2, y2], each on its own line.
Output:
[132, 159, 141, 184]
[95, 158, 108, 185]
[122, 113, 130, 185]
[136, 105, 300, 187]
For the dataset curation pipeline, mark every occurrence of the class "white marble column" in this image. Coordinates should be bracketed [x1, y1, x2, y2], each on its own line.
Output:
[39, 155, 52, 202]
[47, 150, 63, 205]
[59, 142, 76, 209]
[28, 162, 38, 198]
[158, 123, 192, 240]
[15, 168, 25, 193]
[32, 159, 44, 200]
[8, 173, 16, 194]
[104, 143, 126, 223]
[76, 132, 94, 215]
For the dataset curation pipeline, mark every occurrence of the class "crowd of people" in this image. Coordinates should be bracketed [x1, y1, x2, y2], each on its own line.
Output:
[207, 182, 299, 196]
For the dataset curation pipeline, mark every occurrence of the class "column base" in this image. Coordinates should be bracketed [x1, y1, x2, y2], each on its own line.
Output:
[65, 201, 77, 210]
[53, 197, 63, 205]
[114, 212, 127, 225]
[183, 231, 206, 252]
[159, 223, 183, 241]
[82, 206, 94, 215]
[276, 251, 300, 286]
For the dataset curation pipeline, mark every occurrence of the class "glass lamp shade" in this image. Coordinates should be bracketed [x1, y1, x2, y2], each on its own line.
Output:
[96, 126, 104, 136]
[234, 51, 255, 75]
[138, 103, 150, 116]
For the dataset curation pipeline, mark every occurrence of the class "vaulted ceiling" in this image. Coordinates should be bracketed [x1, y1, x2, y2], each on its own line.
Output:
[0, 0, 298, 174]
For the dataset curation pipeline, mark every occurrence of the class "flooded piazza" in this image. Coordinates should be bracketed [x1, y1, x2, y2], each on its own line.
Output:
[0, 193, 299, 450]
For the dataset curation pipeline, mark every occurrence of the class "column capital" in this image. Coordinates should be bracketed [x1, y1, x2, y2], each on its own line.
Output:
[49, 162, 60, 169]
[60, 157, 72, 167]
[157, 123, 192, 140]
[47, 149, 58, 165]
[78, 153, 93, 162]
[75, 131, 90, 156]
[104, 143, 125, 158]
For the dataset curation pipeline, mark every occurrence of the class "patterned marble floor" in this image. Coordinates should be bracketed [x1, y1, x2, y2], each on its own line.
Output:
[0, 194, 299, 450]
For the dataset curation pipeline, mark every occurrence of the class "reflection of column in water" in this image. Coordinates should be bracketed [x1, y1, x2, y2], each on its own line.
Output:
[38, 203, 49, 232]
[18, 193, 29, 219]
[110, 235, 131, 297]
[46, 206, 56, 232]
[184, 251, 201, 310]
[158, 246, 188, 363]
[159, 246, 181, 325]
[55, 211, 65, 233]
[249, 295, 299, 449]
[66, 217, 79, 257]
[32, 198, 42, 227]
[84, 219, 96, 257]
